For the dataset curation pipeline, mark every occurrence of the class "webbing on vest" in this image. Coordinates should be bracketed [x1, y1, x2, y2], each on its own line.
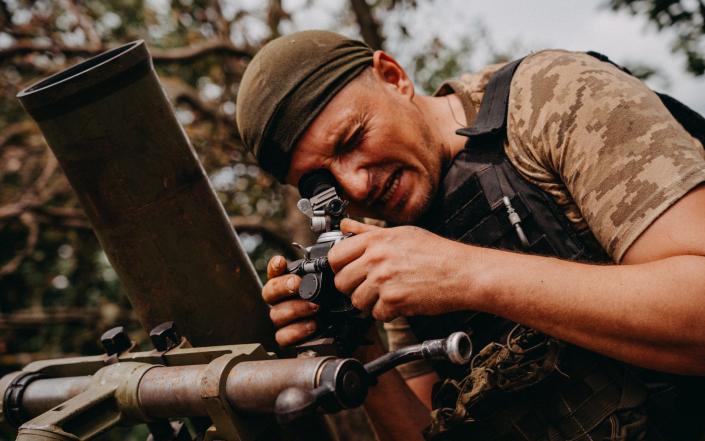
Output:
[421, 51, 705, 441]
[424, 53, 705, 441]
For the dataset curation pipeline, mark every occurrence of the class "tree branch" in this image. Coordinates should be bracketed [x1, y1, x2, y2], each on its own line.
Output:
[0, 307, 136, 329]
[0, 199, 89, 228]
[0, 38, 254, 64]
[150, 38, 254, 62]
[0, 212, 39, 277]
[349, 0, 385, 50]
[267, 0, 290, 40]
[230, 215, 299, 257]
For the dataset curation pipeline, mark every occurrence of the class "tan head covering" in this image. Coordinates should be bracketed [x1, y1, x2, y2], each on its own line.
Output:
[236, 30, 373, 182]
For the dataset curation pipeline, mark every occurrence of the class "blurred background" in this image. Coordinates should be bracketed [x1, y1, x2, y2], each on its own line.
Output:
[0, 0, 703, 439]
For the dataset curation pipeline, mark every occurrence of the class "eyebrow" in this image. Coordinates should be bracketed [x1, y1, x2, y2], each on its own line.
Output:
[332, 118, 363, 155]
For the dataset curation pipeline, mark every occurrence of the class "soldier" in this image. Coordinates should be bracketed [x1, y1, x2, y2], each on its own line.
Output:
[235, 31, 705, 440]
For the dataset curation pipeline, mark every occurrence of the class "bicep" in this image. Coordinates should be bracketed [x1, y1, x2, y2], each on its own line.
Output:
[509, 51, 705, 262]
[622, 183, 705, 264]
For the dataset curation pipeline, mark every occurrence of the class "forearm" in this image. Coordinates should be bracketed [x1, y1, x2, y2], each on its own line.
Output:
[463, 247, 705, 374]
[354, 332, 429, 441]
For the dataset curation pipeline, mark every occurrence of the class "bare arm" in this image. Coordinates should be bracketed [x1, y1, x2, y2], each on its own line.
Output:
[466, 194, 704, 375]
[331, 184, 705, 375]
[472, 184, 705, 374]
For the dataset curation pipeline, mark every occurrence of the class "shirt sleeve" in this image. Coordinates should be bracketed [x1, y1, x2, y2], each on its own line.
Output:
[505, 50, 705, 262]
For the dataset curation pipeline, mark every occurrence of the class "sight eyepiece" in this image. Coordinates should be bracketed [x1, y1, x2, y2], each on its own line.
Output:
[298, 169, 338, 199]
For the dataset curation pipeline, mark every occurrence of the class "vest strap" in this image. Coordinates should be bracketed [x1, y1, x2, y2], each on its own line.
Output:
[456, 57, 525, 139]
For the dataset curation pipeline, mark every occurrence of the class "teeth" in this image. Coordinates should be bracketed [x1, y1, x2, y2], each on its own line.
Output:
[380, 173, 400, 204]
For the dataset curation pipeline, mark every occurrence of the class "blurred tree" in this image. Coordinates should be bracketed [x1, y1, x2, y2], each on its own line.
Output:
[0, 1, 477, 439]
[608, 0, 705, 75]
[0, 0, 305, 372]
[0, 0, 493, 371]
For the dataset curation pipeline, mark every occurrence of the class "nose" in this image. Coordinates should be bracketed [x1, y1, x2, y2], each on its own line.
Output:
[330, 163, 369, 202]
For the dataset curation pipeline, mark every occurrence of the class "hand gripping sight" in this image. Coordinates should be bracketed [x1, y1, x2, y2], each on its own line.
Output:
[286, 170, 370, 356]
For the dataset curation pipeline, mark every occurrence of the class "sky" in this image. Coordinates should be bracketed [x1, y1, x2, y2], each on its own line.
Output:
[283, 0, 705, 113]
[387, 0, 705, 112]
[30, 0, 704, 112]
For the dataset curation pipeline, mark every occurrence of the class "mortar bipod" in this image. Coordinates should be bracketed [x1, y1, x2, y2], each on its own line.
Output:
[0, 330, 472, 441]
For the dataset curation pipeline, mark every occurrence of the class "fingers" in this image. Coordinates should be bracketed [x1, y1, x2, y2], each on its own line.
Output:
[334, 256, 367, 295]
[267, 255, 288, 279]
[350, 280, 398, 322]
[264, 257, 319, 348]
[275, 320, 317, 347]
[372, 300, 397, 322]
[350, 279, 378, 314]
[341, 218, 381, 234]
[328, 234, 369, 273]
[262, 274, 301, 304]
[269, 299, 318, 328]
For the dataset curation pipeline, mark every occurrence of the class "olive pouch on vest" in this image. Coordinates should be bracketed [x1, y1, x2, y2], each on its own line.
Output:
[415, 54, 705, 441]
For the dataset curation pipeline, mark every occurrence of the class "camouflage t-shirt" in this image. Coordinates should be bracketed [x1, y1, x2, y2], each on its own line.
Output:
[436, 49, 705, 262]
[387, 49, 705, 380]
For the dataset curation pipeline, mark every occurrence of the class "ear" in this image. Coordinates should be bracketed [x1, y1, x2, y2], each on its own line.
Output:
[371, 50, 415, 99]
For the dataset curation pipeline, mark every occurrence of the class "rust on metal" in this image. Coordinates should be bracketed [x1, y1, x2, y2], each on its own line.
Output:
[21, 376, 93, 417]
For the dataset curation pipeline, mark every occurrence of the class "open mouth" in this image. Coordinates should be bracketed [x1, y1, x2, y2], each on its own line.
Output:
[378, 169, 402, 205]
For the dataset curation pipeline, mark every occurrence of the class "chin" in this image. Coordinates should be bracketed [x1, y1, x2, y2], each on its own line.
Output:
[385, 188, 434, 225]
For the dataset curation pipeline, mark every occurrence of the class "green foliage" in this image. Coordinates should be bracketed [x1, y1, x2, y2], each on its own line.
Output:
[412, 36, 474, 94]
[0, 0, 289, 375]
[608, 0, 705, 75]
[2, 1, 698, 438]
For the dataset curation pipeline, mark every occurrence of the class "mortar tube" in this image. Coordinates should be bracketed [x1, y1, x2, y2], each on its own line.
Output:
[16, 41, 275, 350]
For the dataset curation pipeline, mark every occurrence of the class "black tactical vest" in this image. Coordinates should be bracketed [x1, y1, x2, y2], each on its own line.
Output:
[410, 54, 705, 441]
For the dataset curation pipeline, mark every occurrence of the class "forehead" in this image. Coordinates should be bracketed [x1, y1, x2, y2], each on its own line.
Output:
[286, 81, 369, 184]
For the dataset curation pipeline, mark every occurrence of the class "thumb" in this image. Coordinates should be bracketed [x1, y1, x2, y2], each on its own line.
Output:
[341, 218, 381, 234]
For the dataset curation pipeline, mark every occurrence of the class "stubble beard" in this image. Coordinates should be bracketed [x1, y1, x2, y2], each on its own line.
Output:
[387, 123, 441, 226]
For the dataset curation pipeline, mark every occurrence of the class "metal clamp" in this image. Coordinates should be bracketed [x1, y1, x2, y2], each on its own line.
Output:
[198, 345, 271, 441]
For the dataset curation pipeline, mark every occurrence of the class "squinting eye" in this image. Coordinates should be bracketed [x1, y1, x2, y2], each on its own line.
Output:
[340, 126, 365, 155]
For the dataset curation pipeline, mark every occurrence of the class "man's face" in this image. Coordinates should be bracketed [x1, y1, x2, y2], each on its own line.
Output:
[286, 69, 444, 224]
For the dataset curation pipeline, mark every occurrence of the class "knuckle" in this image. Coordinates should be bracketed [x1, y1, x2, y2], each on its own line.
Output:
[372, 304, 389, 322]
[333, 274, 349, 294]
[382, 286, 401, 302]
[305, 320, 317, 334]
[294, 300, 315, 316]
[286, 275, 301, 293]
[373, 311, 388, 321]
[269, 305, 287, 326]
[369, 270, 389, 286]
[296, 320, 316, 337]
[275, 319, 316, 347]
[327, 245, 339, 261]
[275, 329, 291, 347]
[261, 285, 273, 303]
[350, 294, 363, 310]
[366, 248, 383, 264]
